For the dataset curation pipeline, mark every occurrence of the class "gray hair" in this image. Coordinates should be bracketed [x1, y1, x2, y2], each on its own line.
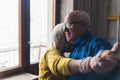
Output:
[52, 23, 65, 46]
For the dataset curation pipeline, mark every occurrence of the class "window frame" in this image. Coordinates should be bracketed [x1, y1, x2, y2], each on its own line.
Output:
[0, 0, 55, 77]
[0, 0, 30, 76]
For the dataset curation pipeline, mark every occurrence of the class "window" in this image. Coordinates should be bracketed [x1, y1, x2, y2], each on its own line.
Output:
[0, 0, 19, 71]
[30, 0, 48, 64]
[0, 0, 54, 76]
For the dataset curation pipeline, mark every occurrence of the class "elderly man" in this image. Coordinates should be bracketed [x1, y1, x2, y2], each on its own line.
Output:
[64, 10, 120, 80]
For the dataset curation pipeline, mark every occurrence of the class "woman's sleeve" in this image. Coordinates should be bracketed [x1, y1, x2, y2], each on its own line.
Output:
[45, 49, 72, 77]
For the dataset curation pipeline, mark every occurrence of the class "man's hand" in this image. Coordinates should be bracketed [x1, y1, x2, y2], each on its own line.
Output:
[90, 42, 120, 74]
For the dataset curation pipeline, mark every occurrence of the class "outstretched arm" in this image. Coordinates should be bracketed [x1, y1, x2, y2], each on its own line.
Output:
[42, 42, 120, 77]
[69, 42, 120, 74]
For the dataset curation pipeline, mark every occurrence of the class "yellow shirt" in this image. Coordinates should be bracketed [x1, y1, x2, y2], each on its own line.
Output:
[38, 48, 72, 80]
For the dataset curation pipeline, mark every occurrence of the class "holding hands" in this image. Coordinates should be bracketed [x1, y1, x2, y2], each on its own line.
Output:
[90, 42, 120, 74]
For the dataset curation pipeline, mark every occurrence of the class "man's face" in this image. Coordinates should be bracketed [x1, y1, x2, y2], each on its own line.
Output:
[64, 11, 88, 43]
[64, 21, 83, 43]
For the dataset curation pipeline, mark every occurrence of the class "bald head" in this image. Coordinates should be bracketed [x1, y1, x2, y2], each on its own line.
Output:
[64, 10, 91, 28]
[63, 10, 91, 43]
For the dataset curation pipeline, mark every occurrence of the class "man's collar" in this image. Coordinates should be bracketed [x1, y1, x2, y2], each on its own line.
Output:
[73, 31, 93, 46]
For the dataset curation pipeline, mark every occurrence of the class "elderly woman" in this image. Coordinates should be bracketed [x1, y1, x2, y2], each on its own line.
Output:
[38, 23, 120, 80]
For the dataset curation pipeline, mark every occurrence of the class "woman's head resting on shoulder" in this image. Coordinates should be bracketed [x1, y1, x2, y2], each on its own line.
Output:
[52, 23, 72, 53]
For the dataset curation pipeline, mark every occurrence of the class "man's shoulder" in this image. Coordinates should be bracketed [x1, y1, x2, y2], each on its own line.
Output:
[87, 36, 111, 49]
[89, 36, 108, 44]
[91, 36, 106, 41]
[88, 36, 112, 51]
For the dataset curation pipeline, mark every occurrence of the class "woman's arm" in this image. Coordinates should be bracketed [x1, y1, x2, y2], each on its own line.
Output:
[46, 49, 92, 76]
[46, 42, 120, 76]
[68, 57, 92, 74]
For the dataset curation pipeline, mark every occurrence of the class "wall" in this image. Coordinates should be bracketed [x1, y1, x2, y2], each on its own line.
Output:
[60, 0, 74, 22]
[111, 0, 120, 16]
[59, 0, 120, 44]
[47, 0, 53, 47]
[73, 0, 112, 38]
[60, 0, 112, 38]
[109, 0, 120, 43]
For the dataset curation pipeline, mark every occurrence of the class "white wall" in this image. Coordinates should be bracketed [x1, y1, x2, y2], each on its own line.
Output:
[47, 0, 53, 47]
[60, 0, 74, 22]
